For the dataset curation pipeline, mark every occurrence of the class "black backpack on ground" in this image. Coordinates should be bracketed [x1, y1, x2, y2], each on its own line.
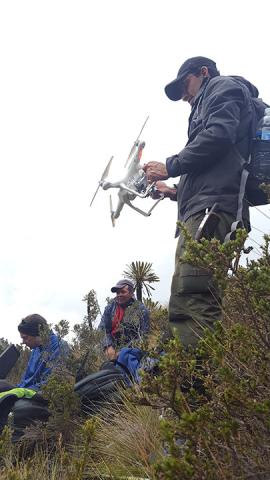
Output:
[12, 397, 50, 442]
[74, 361, 129, 415]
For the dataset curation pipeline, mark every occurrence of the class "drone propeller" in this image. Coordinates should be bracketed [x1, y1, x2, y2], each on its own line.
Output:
[124, 116, 149, 168]
[109, 195, 115, 227]
[90, 156, 114, 206]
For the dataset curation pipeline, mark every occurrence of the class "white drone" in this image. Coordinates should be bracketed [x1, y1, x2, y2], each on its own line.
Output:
[90, 117, 163, 226]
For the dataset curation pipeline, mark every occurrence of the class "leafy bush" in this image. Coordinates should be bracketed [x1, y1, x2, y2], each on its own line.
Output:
[2, 239, 270, 479]
[137, 231, 270, 479]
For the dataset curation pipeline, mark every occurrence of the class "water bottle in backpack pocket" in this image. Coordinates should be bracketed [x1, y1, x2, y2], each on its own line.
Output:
[250, 107, 270, 183]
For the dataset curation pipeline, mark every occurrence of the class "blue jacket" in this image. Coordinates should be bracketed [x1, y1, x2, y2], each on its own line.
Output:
[116, 347, 144, 384]
[17, 332, 66, 391]
[98, 298, 149, 349]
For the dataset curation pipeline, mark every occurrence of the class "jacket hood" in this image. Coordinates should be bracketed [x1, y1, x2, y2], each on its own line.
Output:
[230, 75, 259, 98]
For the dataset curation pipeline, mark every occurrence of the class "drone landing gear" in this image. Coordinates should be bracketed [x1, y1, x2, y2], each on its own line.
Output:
[110, 195, 164, 227]
[124, 195, 164, 217]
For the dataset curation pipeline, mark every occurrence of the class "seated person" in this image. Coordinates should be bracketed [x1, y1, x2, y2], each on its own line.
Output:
[98, 279, 150, 361]
[0, 314, 67, 437]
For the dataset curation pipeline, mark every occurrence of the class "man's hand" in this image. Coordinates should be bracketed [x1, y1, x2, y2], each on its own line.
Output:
[143, 162, 169, 183]
[105, 346, 117, 360]
[151, 181, 177, 200]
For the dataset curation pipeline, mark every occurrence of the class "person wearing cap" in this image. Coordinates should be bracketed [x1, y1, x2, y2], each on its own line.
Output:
[98, 279, 150, 360]
[143, 56, 266, 348]
[0, 314, 67, 438]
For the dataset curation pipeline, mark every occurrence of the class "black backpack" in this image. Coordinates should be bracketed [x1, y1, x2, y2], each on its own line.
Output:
[74, 361, 130, 414]
[242, 97, 270, 207]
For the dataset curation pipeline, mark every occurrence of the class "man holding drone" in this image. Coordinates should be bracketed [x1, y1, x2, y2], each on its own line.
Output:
[143, 56, 266, 348]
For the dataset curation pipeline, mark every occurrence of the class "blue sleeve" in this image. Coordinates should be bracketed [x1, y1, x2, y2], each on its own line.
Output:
[37, 341, 62, 387]
[17, 335, 66, 391]
[98, 304, 115, 349]
[18, 350, 35, 387]
[97, 304, 109, 331]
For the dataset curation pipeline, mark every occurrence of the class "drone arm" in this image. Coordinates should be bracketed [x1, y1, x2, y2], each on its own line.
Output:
[102, 180, 122, 190]
[113, 200, 125, 220]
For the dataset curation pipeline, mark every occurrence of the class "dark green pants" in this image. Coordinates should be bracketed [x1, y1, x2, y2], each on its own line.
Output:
[169, 210, 236, 348]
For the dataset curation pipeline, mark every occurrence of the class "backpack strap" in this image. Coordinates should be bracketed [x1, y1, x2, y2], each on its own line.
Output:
[236, 167, 249, 223]
[224, 164, 249, 242]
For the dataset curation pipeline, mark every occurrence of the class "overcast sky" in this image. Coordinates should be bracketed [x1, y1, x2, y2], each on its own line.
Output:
[0, 0, 269, 343]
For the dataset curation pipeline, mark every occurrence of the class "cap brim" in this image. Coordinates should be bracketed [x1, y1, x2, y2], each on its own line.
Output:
[165, 77, 184, 101]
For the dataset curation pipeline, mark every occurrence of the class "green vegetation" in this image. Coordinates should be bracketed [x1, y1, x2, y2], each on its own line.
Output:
[123, 260, 160, 301]
[1, 235, 270, 479]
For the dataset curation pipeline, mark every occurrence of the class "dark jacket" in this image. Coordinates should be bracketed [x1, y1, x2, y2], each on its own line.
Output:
[98, 298, 149, 349]
[17, 332, 66, 391]
[166, 75, 267, 228]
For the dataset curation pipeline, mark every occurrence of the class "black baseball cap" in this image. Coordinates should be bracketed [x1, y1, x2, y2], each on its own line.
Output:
[165, 56, 217, 101]
[111, 279, 135, 293]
